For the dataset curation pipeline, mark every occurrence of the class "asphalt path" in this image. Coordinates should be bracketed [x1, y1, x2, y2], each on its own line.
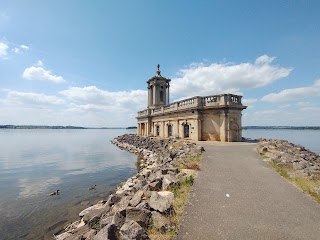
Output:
[176, 142, 320, 240]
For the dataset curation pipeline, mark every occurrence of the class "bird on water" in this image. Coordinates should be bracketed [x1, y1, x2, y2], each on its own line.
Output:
[49, 190, 60, 196]
[88, 185, 97, 190]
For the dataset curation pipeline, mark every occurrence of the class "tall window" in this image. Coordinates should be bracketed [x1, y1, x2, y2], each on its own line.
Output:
[160, 90, 164, 102]
[168, 125, 172, 137]
[184, 124, 190, 138]
[156, 125, 160, 136]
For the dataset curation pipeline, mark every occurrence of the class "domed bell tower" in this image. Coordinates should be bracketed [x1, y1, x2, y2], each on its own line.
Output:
[147, 64, 171, 109]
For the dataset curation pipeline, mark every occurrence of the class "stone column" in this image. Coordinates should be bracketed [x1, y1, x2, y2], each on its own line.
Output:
[168, 84, 170, 104]
[153, 84, 157, 106]
[148, 85, 152, 107]
[220, 110, 228, 142]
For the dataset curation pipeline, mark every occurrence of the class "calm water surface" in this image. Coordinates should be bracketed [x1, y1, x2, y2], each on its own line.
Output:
[0, 129, 137, 240]
[1, 128, 319, 239]
[243, 129, 320, 154]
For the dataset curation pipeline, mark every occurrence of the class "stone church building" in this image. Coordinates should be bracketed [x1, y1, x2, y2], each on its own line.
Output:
[137, 65, 247, 142]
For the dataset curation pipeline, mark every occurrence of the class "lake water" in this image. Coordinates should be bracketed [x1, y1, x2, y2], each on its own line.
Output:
[0, 128, 319, 240]
[242, 129, 320, 154]
[0, 129, 137, 240]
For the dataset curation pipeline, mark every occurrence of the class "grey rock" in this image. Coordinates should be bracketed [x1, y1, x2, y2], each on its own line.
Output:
[113, 209, 126, 229]
[106, 194, 122, 206]
[79, 204, 108, 218]
[129, 190, 144, 207]
[136, 201, 150, 210]
[126, 208, 151, 228]
[162, 174, 178, 190]
[119, 220, 149, 240]
[149, 191, 174, 214]
[151, 211, 170, 231]
[82, 205, 110, 223]
[100, 215, 114, 229]
[148, 180, 162, 191]
[93, 224, 118, 240]
[293, 160, 308, 170]
[83, 229, 97, 239]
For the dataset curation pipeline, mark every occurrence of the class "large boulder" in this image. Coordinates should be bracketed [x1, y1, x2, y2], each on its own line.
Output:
[129, 190, 144, 207]
[149, 191, 174, 214]
[162, 174, 178, 190]
[119, 220, 149, 240]
[79, 203, 109, 220]
[151, 211, 170, 232]
[148, 180, 162, 191]
[125, 208, 151, 228]
[93, 224, 117, 240]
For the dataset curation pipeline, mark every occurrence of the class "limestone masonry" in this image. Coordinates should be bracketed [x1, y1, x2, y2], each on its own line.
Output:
[137, 65, 247, 142]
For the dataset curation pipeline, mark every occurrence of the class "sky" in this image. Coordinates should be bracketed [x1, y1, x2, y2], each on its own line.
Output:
[0, 0, 320, 127]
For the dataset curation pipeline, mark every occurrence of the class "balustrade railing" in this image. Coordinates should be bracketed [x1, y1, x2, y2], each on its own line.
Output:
[137, 94, 243, 117]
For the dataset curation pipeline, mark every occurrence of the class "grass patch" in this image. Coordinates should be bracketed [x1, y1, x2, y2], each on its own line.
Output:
[291, 177, 320, 203]
[88, 217, 100, 230]
[148, 171, 196, 239]
[268, 160, 320, 203]
[180, 154, 202, 171]
[148, 227, 176, 240]
[269, 161, 291, 178]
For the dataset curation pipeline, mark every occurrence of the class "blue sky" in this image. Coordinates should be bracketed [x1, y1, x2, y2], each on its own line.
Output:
[0, 1, 319, 127]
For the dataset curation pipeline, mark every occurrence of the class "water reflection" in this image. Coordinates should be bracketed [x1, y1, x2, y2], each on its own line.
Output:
[18, 176, 62, 198]
[0, 129, 137, 240]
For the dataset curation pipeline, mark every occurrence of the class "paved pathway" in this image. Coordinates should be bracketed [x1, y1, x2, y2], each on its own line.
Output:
[177, 142, 320, 240]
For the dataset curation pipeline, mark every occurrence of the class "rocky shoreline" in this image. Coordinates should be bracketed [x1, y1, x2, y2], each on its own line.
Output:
[257, 139, 320, 195]
[55, 134, 204, 240]
[54, 136, 320, 239]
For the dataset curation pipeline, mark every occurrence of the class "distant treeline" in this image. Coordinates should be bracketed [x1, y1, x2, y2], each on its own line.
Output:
[242, 126, 320, 130]
[126, 126, 137, 129]
[0, 125, 137, 129]
[0, 125, 87, 129]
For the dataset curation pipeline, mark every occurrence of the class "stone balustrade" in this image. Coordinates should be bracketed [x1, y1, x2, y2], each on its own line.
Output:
[137, 94, 243, 117]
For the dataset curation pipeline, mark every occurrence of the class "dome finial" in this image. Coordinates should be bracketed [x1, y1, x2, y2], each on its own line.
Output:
[156, 64, 161, 76]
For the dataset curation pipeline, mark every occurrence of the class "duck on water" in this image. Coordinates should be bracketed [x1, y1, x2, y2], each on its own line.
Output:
[49, 190, 60, 196]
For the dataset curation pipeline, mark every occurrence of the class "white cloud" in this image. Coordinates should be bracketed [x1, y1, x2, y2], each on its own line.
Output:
[20, 44, 29, 50]
[12, 44, 29, 54]
[0, 42, 9, 59]
[261, 79, 320, 102]
[12, 47, 20, 53]
[60, 86, 147, 110]
[242, 98, 257, 105]
[37, 60, 43, 66]
[279, 104, 291, 108]
[0, 86, 147, 127]
[6, 91, 65, 106]
[255, 55, 276, 65]
[244, 107, 320, 126]
[171, 55, 292, 98]
[22, 66, 65, 83]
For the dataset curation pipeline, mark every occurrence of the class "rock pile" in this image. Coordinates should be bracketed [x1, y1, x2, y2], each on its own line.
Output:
[55, 134, 203, 240]
[257, 139, 320, 179]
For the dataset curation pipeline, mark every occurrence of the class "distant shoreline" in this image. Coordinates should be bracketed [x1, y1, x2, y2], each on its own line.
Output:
[0, 125, 137, 130]
[0, 125, 317, 130]
[243, 126, 320, 130]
